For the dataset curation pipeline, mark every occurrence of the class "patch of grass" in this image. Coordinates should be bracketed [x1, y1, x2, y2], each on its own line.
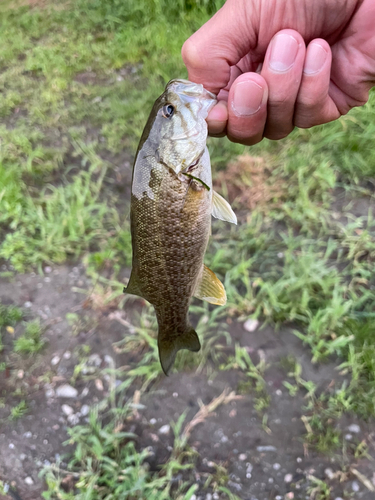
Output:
[9, 400, 28, 421]
[14, 318, 46, 354]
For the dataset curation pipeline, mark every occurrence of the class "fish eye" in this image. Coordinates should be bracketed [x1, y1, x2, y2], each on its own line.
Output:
[162, 104, 175, 119]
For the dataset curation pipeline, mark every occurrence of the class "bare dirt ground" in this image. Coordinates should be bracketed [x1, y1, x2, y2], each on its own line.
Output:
[1, 257, 375, 500]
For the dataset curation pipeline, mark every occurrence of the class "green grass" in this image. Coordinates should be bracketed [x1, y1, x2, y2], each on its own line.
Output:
[0, 0, 375, 497]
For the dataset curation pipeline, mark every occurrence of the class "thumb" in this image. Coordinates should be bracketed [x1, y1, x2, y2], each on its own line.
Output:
[181, 0, 257, 94]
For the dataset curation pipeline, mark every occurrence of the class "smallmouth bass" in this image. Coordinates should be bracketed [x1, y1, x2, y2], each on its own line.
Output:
[125, 79, 236, 374]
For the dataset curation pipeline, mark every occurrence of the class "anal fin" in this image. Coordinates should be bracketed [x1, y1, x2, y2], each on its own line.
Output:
[123, 271, 143, 297]
[193, 264, 227, 306]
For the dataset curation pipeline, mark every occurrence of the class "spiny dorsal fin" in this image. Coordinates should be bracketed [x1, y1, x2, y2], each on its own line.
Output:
[123, 271, 143, 297]
[212, 190, 237, 225]
[158, 327, 201, 375]
[193, 264, 227, 306]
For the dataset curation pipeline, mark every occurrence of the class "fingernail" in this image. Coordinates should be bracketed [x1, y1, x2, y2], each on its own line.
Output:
[304, 43, 328, 75]
[269, 33, 299, 72]
[232, 81, 264, 116]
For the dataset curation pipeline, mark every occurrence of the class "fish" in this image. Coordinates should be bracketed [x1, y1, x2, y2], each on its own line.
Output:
[124, 79, 237, 375]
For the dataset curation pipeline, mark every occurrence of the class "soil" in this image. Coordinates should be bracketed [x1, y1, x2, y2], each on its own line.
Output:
[1, 257, 375, 500]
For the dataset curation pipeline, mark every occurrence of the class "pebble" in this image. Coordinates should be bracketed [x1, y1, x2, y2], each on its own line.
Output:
[150, 418, 157, 425]
[173, 392, 178, 398]
[68, 414, 80, 425]
[51, 355, 60, 366]
[347, 424, 360, 433]
[344, 433, 353, 440]
[24, 477, 34, 486]
[44, 277, 51, 283]
[24, 301, 32, 308]
[325, 468, 335, 479]
[334, 498, 344, 500]
[257, 445, 277, 452]
[81, 387, 89, 397]
[273, 463, 281, 470]
[95, 379, 104, 391]
[158, 424, 170, 435]
[275, 496, 282, 500]
[23, 431, 32, 438]
[243, 318, 259, 332]
[220, 435, 228, 443]
[56, 384, 78, 398]
[285, 494, 294, 499]
[63, 351, 71, 359]
[239, 453, 247, 461]
[9, 443, 15, 449]
[45, 388, 55, 398]
[80, 404, 90, 416]
[352, 481, 360, 492]
[206, 494, 212, 500]
[44, 266, 52, 273]
[275, 389, 283, 396]
[284, 473, 293, 483]
[62, 404, 74, 416]
[277, 252, 284, 258]
[20, 454, 26, 461]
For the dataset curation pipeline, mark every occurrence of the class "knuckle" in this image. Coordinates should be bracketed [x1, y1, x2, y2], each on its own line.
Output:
[181, 39, 203, 70]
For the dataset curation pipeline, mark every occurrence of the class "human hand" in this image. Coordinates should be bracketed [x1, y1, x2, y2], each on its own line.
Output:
[182, 0, 375, 144]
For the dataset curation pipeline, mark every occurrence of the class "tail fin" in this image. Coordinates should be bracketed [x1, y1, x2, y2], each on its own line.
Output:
[158, 326, 201, 376]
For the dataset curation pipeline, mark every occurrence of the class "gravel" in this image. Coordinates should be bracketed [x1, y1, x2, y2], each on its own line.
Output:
[56, 384, 78, 398]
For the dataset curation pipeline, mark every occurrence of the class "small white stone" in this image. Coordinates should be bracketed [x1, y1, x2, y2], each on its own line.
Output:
[158, 424, 170, 435]
[80, 404, 90, 416]
[68, 413, 80, 425]
[238, 453, 247, 461]
[44, 266, 52, 273]
[296, 457, 302, 463]
[275, 496, 283, 500]
[24, 477, 34, 485]
[51, 355, 60, 366]
[81, 387, 89, 397]
[344, 433, 353, 440]
[45, 388, 55, 398]
[221, 435, 228, 443]
[334, 497, 344, 500]
[277, 252, 284, 258]
[352, 481, 360, 492]
[347, 424, 360, 433]
[273, 463, 281, 470]
[325, 468, 334, 479]
[9, 443, 15, 449]
[257, 445, 277, 452]
[61, 404, 74, 416]
[284, 473, 293, 483]
[150, 418, 157, 425]
[44, 277, 51, 283]
[173, 392, 178, 398]
[24, 301, 32, 308]
[275, 389, 282, 396]
[43, 439, 48, 445]
[20, 453, 27, 461]
[243, 318, 259, 332]
[206, 494, 212, 500]
[56, 384, 78, 398]
[63, 351, 71, 359]
[23, 431, 32, 438]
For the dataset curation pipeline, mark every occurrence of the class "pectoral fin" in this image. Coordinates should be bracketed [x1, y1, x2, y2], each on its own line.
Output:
[194, 264, 227, 306]
[123, 271, 143, 297]
[212, 190, 237, 225]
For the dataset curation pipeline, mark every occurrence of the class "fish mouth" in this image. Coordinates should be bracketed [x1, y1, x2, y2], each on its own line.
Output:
[167, 79, 217, 101]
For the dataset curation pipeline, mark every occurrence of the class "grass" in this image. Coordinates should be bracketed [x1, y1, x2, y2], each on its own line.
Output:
[0, 0, 375, 497]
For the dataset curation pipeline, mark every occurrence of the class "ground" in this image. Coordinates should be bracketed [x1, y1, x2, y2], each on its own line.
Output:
[1, 1, 375, 500]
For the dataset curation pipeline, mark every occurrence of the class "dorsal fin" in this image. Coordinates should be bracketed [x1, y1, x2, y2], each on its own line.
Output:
[212, 190, 237, 224]
[193, 264, 227, 306]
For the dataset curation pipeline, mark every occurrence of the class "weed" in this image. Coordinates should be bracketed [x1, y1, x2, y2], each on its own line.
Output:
[14, 318, 45, 354]
[9, 400, 28, 420]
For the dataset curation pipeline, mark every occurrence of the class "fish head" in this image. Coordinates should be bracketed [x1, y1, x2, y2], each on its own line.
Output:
[154, 79, 216, 175]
